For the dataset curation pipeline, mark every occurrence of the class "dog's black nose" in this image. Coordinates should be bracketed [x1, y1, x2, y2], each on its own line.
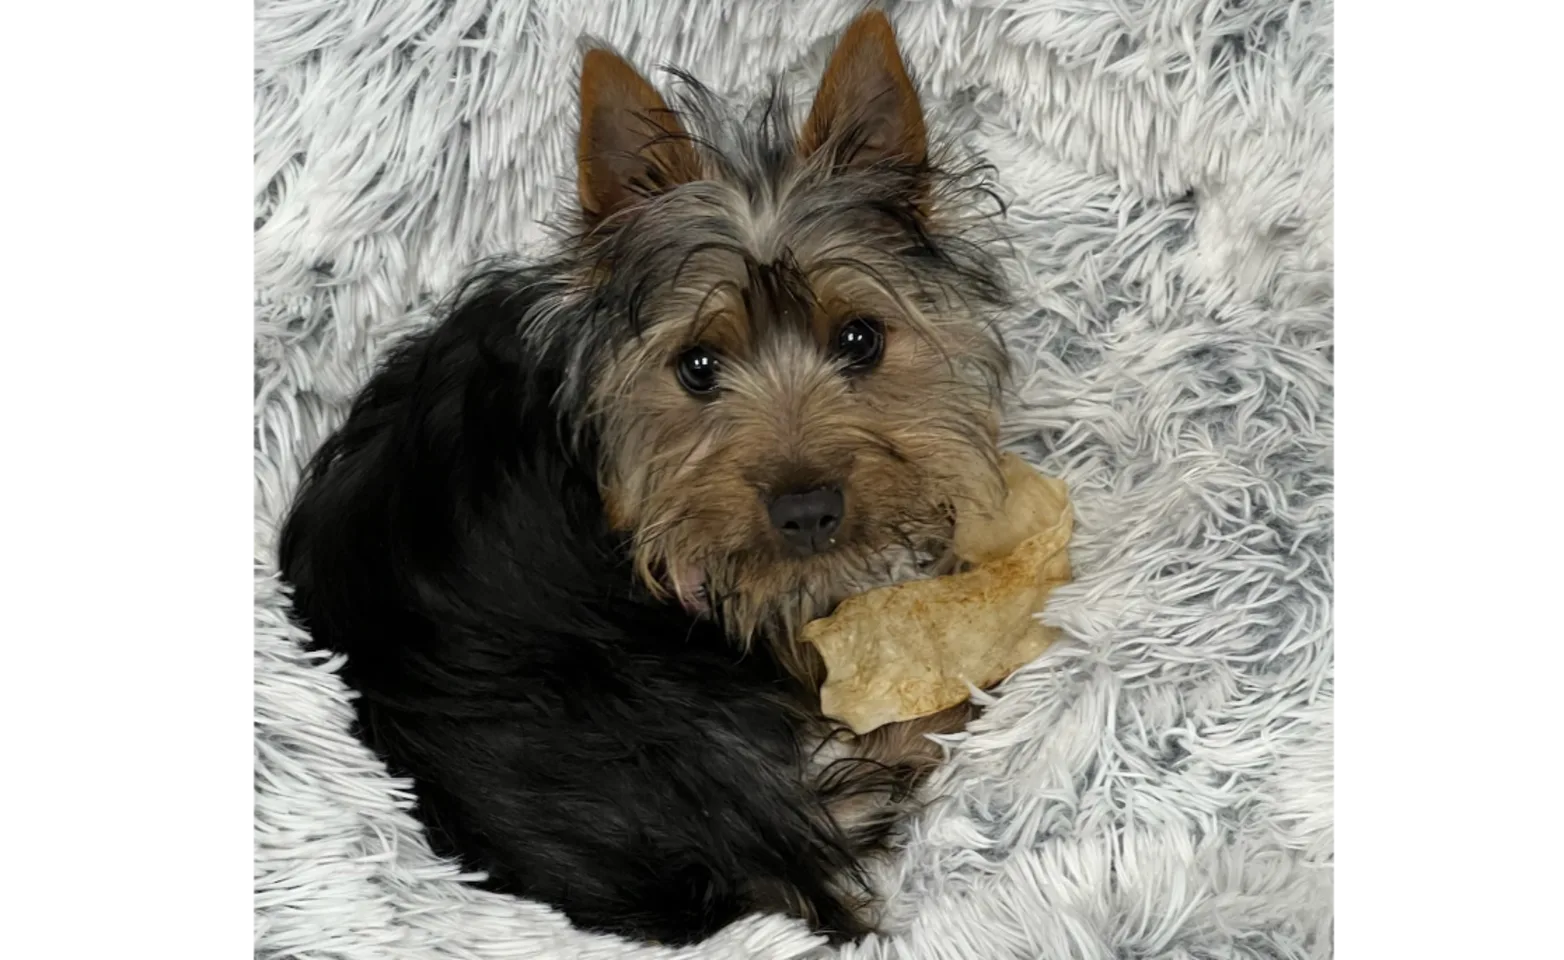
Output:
[767, 486, 845, 554]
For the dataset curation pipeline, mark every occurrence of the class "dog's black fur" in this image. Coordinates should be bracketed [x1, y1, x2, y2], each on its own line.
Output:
[279, 269, 872, 943]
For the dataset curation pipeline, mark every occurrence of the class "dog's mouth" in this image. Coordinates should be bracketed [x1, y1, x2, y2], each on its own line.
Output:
[659, 540, 950, 622]
[832, 542, 949, 596]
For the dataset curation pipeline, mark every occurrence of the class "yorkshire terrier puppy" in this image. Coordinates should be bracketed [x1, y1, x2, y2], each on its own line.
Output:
[279, 10, 1009, 945]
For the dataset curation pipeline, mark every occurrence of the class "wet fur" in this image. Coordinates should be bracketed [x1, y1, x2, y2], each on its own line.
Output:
[278, 12, 1010, 946]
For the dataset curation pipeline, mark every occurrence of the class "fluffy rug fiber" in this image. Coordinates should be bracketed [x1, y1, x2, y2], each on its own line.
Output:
[254, 1, 1334, 957]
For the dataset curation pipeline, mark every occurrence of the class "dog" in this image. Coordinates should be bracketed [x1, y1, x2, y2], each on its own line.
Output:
[278, 9, 1010, 945]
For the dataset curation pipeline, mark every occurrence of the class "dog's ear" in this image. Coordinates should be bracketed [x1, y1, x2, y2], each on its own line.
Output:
[578, 49, 701, 225]
[799, 10, 926, 170]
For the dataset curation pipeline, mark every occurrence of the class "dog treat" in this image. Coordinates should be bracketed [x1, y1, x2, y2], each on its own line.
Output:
[802, 454, 1073, 735]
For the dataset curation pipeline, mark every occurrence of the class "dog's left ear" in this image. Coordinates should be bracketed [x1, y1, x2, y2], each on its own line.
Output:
[799, 10, 927, 170]
[578, 49, 701, 225]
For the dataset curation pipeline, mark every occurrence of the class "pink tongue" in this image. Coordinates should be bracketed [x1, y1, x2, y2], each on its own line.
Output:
[669, 568, 710, 617]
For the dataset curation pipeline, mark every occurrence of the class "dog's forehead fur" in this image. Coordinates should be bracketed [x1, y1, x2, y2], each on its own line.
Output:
[568, 80, 1008, 390]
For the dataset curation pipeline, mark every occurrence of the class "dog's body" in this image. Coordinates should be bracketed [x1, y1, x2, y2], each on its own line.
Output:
[279, 12, 1010, 944]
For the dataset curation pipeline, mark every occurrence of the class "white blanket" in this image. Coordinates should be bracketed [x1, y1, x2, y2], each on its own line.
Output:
[254, 1, 1334, 957]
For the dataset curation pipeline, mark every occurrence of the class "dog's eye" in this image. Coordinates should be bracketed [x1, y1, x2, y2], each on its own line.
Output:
[675, 346, 721, 396]
[834, 316, 885, 372]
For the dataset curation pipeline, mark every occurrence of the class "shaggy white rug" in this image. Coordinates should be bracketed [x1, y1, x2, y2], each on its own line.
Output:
[253, 1, 1334, 957]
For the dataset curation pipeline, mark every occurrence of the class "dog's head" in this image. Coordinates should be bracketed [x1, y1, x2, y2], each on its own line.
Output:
[557, 12, 1010, 648]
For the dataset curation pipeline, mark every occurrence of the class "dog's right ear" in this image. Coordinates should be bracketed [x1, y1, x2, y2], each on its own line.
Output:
[578, 49, 701, 227]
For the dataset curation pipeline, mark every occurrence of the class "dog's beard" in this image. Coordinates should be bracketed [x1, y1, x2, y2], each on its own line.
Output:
[665, 528, 955, 640]
[831, 542, 948, 596]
